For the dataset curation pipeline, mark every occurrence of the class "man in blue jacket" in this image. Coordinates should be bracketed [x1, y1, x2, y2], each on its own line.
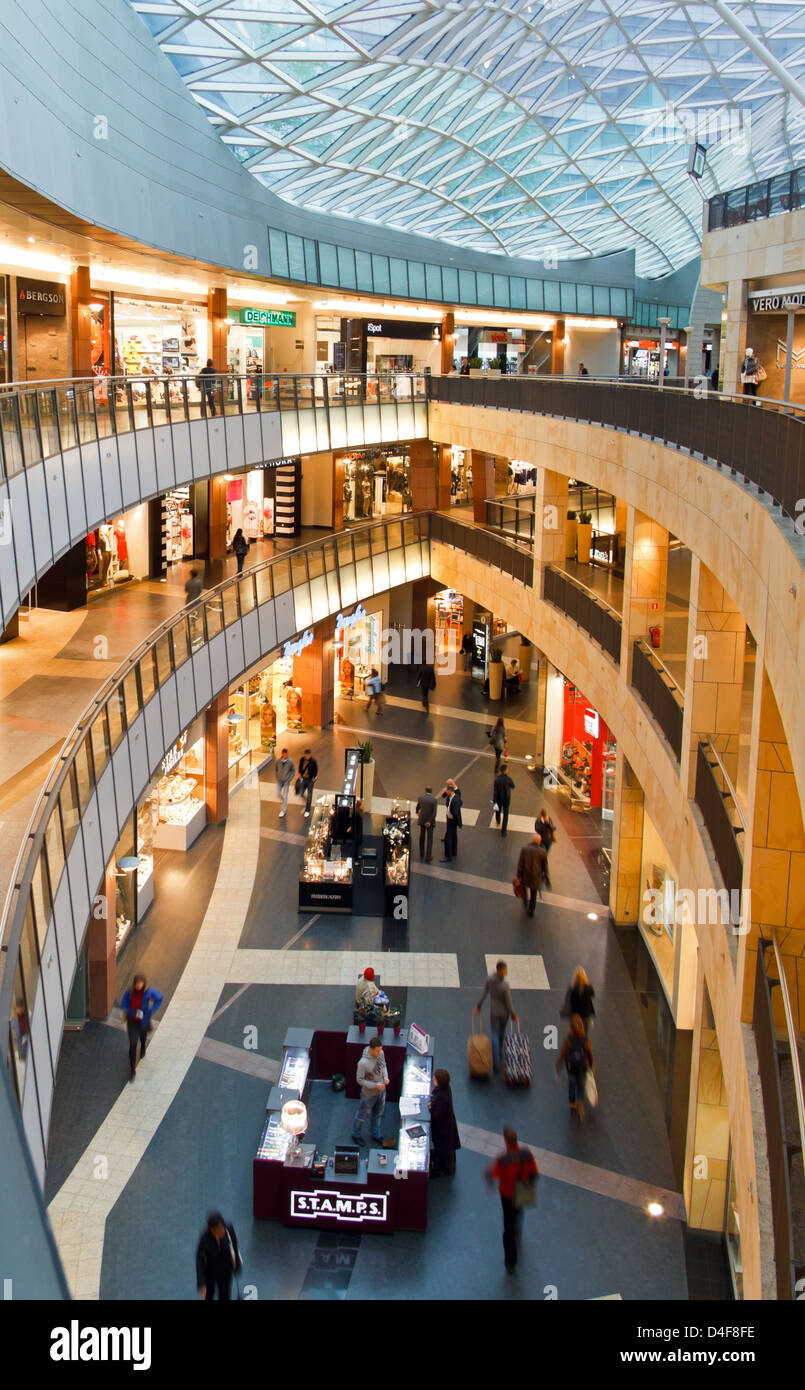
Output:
[121, 974, 163, 1081]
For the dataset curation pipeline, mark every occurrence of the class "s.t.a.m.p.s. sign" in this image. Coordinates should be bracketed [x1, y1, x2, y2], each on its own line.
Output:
[290, 1189, 388, 1223]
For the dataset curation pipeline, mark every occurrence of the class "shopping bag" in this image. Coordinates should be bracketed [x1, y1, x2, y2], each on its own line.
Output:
[512, 877, 525, 900]
[584, 1070, 599, 1108]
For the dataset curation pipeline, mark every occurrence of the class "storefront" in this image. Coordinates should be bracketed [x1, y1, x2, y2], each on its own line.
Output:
[746, 285, 805, 405]
[433, 589, 462, 659]
[507, 459, 537, 492]
[15, 274, 69, 381]
[339, 446, 413, 521]
[454, 326, 526, 372]
[623, 335, 681, 379]
[228, 305, 298, 376]
[228, 654, 300, 788]
[85, 504, 150, 594]
[365, 318, 441, 374]
[226, 469, 275, 545]
[333, 596, 387, 697]
[112, 296, 207, 394]
[449, 445, 471, 505]
[543, 669, 616, 816]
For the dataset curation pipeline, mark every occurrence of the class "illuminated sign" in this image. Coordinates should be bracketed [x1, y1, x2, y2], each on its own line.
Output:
[283, 630, 313, 659]
[750, 290, 805, 313]
[161, 731, 187, 775]
[17, 277, 66, 317]
[290, 1189, 388, 1223]
[335, 603, 367, 634]
[236, 307, 297, 327]
[584, 709, 600, 739]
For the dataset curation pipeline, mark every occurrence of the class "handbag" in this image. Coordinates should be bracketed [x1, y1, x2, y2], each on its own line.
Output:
[294, 776, 302, 794]
[513, 1156, 538, 1210]
[756, 364, 767, 382]
[512, 877, 525, 900]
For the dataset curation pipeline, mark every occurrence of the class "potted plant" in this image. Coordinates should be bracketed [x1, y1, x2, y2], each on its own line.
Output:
[468, 354, 484, 378]
[488, 645, 504, 700]
[576, 511, 593, 563]
[565, 508, 578, 559]
[358, 739, 375, 810]
[517, 635, 532, 681]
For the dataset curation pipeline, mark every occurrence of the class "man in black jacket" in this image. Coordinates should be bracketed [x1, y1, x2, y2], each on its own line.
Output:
[298, 747, 319, 817]
[493, 763, 515, 836]
[416, 662, 436, 712]
[415, 785, 438, 862]
[439, 780, 462, 862]
[196, 1211, 241, 1301]
[198, 359, 218, 416]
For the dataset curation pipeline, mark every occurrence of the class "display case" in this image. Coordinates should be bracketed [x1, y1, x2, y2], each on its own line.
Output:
[256, 1112, 294, 1164]
[299, 794, 354, 911]
[396, 1121, 431, 1174]
[401, 1054, 433, 1099]
[278, 1046, 311, 1099]
[383, 808, 410, 919]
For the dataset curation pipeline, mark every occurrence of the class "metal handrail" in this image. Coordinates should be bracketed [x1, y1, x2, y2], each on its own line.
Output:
[633, 639, 684, 703]
[770, 929, 805, 1181]
[546, 561, 622, 624]
[700, 736, 746, 833]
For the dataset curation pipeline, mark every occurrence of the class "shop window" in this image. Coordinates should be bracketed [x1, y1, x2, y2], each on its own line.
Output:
[459, 269, 476, 304]
[152, 734, 206, 855]
[526, 278, 544, 311]
[408, 262, 426, 298]
[389, 259, 408, 297]
[59, 772, 80, 856]
[268, 228, 290, 280]
[287, 234, 306, 281]
[113, 299, 206, 395]
[139, 651, 157, 704]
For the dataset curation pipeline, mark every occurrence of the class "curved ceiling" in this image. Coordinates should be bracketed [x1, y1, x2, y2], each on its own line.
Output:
[131, 1, 805, 277]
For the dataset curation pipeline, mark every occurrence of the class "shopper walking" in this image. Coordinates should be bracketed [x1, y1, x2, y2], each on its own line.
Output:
[535, 809, 557, 857]
[351, 1035, 388, 1146]
[275, 746, 295, 819]
[415, 784, 437, 863]
[475, 960, 518, 1073]
[365, 667, 384, 714]
[198, 359, 218, 416]
[483, 1126, 538, 1273]
[184, 568, 202, 605]
[556, 1014, 594, 1121]
[428, 1069, 461, 1177]
[416, 661, 437, 712]
[298, 747, 319, 817]
[232, 527, 248, 574]
[740, 347, 765, 398]
[560, 966, 596, 1034]
[439, 779, 462, 862]
[515, 835, 546, 917]
[487, 717, 507, 772]
[461, 631, 474, 670]
[196, 1211, 242, 1301]
[120, 974, 163, 1082]
[493, 762, 515, 836]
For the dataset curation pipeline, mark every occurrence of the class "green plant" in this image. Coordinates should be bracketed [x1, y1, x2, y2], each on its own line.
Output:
[566, 509, 577, 521]
[358, 740, 373, 763]
[468, 354, 483, 369]
[578, 511, 592, 525]
[489, 646, 503, 663]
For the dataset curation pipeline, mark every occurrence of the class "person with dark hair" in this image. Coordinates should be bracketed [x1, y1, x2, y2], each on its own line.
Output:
[555, 1014, 594, 1120]
[492, 761, 515, 837]
[232, 527, 248, 574]
[196, 1211, 242, 1301]
[298, 747, 319, 817]
[429, 1069, 461, 1177]
[120, 975, 163, 1082]
[351, 1035, 388, 1145]
[535, 808, 557, 856]
[487, 717, 506, 772]
[461, 631, 474, 670]
[515, 834, 547, 916]
[416, 661, 437, 712]
[439, 779, 462, 862]
[198, 358, 218, 416]
[475, 961, 518, 1073]
[415, 785, 437, 862]
[484, 1126, 538, 1272]
[184, 569, 202, 604]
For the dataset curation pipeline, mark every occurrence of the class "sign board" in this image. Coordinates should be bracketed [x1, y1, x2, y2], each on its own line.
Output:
[283, 630, 313, 659]
[235, 307, 296, 327]
[365, 319, 440, 341]
[584, 708, 600, 739]
[290, 1189, 388, 1223]
[335, 603, 367, 634]
[333, 341, 346, 371]
[17, 277, 66, 317]
[749, 289, 805, 314]
[472, 619, 488, 674]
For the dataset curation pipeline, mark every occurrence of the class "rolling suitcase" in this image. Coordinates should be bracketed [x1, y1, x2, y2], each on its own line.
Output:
[468, 1013, 493, 1078]
[503, 1021, 532, 1087]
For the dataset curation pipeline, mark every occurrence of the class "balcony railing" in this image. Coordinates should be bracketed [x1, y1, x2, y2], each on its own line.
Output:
[631, 640, 684, 762]
[694, 740, 744, 953]
[429, 374, 805, 525]
[708, 167, 805, 232]
[485, 494, 535, 544]
[0, 372, 428, 482]
[543, 564, 622, 664]
[430, 510, 534, 585]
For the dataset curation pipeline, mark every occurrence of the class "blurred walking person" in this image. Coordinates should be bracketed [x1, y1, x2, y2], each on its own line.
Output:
[196, 1211, 242, 1301]
[121, 975, 163, 1082]
[428, 1069, 461, 1177]
[515, 835, 545, 917]
[555, 1014, 594, 1121]
[487, 717, 506, 772]
[275, 746, 295, 819]
[492, 761, 515, 836]
[560, 966, 595, 1034]
[475, 960, 518, 1073]
[483, 1126, 538, 1272]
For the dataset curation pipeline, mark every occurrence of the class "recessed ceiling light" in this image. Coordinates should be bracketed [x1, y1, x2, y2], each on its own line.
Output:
[27, 236, 35, 243]
[587, 912, 598, 920]
[647, 1202, 664, 1218]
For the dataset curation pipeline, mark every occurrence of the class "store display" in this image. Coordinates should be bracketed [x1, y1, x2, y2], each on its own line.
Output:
[383, 809, 410, 916]
[153, 739, 206, 850]
[279, 1047, 311, 1096]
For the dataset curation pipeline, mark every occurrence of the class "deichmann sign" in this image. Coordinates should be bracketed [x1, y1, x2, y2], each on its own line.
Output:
[17, 276, 67, 316]
[749, 288, 805, 313]
[236, 307, 297, 328]
[290, 1189, 388, 1222]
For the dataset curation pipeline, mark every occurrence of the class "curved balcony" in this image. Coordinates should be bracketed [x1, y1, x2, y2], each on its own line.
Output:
[0, 372, 428, 628]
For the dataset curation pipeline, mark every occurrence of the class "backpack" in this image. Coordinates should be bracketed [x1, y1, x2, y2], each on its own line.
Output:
[566, 1037, 588, 1077]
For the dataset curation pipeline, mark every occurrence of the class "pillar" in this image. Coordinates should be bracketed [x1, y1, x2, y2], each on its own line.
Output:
[533, 467, 568, 581]
[533, 651, 549, 769]
[409, 439, 438, 512]
[436, 445, 452, 511]
[208, 475, 228, 563]
[682, 559, 745, 791]
[87, 862, 116, 1019]
[610, 755, 645, 925]
[71, 265, 92, 378]
[620, 508, 669, 673]
[471, 450, 494, 523]
[207, 287, 228, 373]
[551, 317, 566, 375]
[205, 692, 229, 824]
[743, 672, 805, 1027]
[441, 311, 455, 374]
[721, 279, 747, 396]
[294, 616, 336, 728]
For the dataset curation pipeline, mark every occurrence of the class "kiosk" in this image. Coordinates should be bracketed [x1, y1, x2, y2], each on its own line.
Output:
[253, 1026, 434, 1232]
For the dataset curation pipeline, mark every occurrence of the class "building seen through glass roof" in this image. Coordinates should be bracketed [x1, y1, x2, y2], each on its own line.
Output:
[131, 0, 805, 276]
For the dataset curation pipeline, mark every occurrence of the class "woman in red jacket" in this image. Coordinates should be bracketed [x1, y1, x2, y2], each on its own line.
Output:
[484, 1125, 538, 1272]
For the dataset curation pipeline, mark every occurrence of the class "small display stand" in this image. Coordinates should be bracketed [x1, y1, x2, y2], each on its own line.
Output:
[383, 802, 411, 920]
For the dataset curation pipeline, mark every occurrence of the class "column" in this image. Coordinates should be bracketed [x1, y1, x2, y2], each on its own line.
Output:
[551, 317, 566, 375]
[436, 445, 452, 511]
[441, 311, 455, 374]
[207, 475, 228, 564]
[743, 672, 805, 1027]
[533, 651, 549, 769]
[71, 265, 92, 378]
[682, 559, 745, 791]
[533, 467, 569, 579]
[609, 755, 645, 925]
[471, 451, 494, 524]
[409, 439, 437, 511]
[207, 287, 228, 373]
[87, 862, 116, 1018]
[620, 508, 669, 674]
[294, 616, 336, 728]
[721, 278, 747, 396]
[205, 692, 229, 824]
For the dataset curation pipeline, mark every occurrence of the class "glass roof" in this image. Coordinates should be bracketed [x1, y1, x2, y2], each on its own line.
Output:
[130, 1, 805, 276]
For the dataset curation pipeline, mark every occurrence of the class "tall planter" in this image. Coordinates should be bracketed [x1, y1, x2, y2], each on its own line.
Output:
[576, 519, 592, 564]
[518, 642, 532, 680]
[360, 759, 375, 811]
[488, 661, 504, 700]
